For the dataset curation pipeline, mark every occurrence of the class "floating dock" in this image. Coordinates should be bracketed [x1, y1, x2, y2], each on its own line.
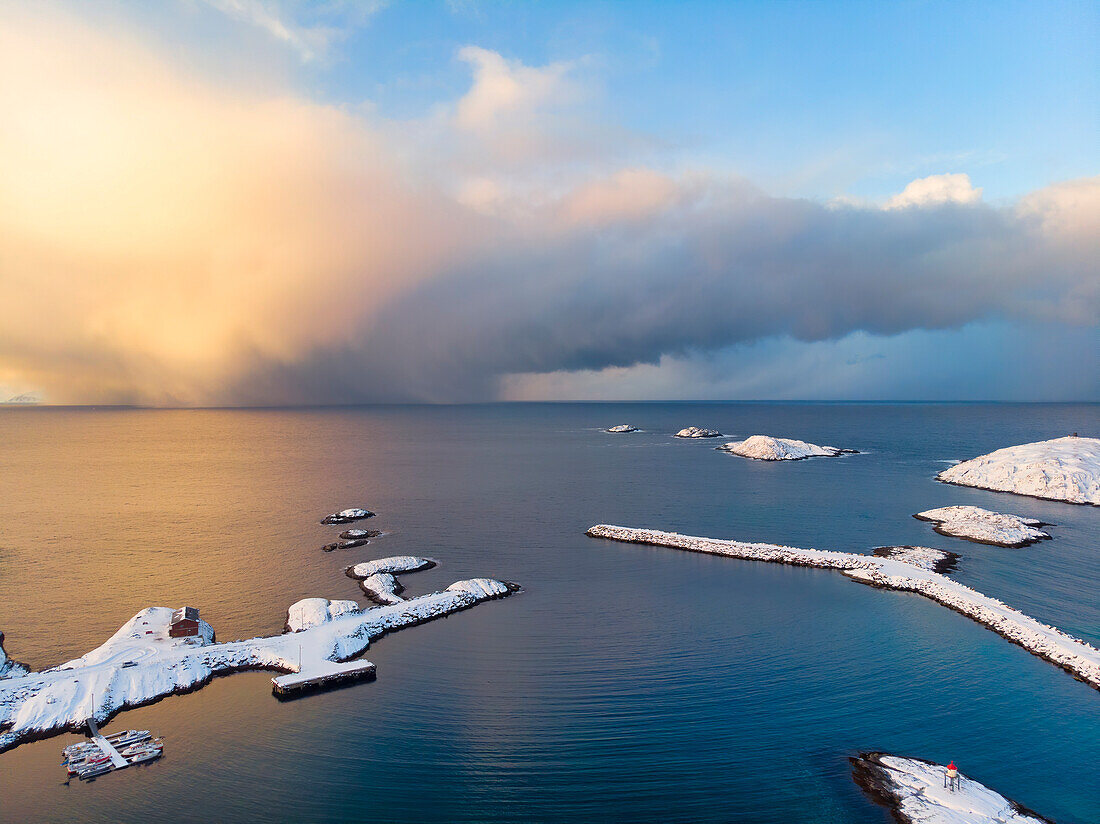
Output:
[87, 719, 128, 769]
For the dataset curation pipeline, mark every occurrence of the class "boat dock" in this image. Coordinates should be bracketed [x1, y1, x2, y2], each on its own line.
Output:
[61, 723, 164, 780]
[87, 719, 128, 769]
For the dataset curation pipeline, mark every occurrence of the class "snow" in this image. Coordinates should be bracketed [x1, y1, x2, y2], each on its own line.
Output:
[447, 578, 513, 599]
[0, 567, 516, 752]
[937, 436, 1100, 505]
[321, 508, 376, 524]
[915, 506, 1050, 548]
[717, 435, 854, 461]
[285, 598, 361, 632]
[359, 573, 403, 605]
[345, 556, 435, 579]
[675, 427, 722, 438]
[852, 753, 1050, 823]
[873, 546, 957, 573]
[607, 424, 638, 433]
[587, 525, 1100, 691]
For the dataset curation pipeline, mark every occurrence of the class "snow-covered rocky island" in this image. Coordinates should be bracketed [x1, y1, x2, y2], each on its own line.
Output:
[851, 753, 1052, 823]
[586, 525, 1100, 691]
[675, 427, 722, 438]
[716, 435, 856, 461]
[321, 507, 376, 524]
[0, 562, 516, 753]
[606, 424, 639, 433]
[938, 436, 1100, 505]
[914, 506, 1050, 548]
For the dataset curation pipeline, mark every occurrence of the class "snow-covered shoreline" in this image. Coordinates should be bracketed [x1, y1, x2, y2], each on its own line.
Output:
[914, 506, 1050, 548]
[586, 525, 1100, 691]
[0, 568, 516, 753]
[716, 435, 856, 461]
[937, 436, 1100, 505]
[851, 752, 1052, 823]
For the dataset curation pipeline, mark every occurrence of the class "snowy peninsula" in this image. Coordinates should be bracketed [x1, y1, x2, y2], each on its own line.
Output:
[851, 752, 1052, 824]
[606, 424, 638, 433]
[716, 435, 856, 461]
[675, 427, 722, 438]
[586, 525, 1100, 691]
[0, 564, 515, 753]
[914, 506, 1050, 548]
[937, 436, 1100, 505]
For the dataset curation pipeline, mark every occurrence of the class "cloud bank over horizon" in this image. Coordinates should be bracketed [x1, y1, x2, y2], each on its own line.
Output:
[1, 3, 1097, 405]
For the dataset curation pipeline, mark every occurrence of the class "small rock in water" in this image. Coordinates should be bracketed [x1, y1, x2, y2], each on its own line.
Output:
[339, 528, 381, 540]
[321, 508, 375, 525]
[606, 424, 639, 433]
[675, 427, 722, 438]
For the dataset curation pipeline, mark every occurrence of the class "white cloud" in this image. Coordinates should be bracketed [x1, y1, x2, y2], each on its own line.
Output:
[455, 46, 577, 130]
[885, 172, 983, 209]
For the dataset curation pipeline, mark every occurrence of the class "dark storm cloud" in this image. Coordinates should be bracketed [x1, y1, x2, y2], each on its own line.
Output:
[230, 177, 1099, 403]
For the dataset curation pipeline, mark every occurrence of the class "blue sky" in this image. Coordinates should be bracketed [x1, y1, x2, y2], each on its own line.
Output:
[0, 1, 1096, 403]
[106, 0, 1098, 200]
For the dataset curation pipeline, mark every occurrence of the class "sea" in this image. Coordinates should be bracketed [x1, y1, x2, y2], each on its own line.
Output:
[0, 403, 1097, 823]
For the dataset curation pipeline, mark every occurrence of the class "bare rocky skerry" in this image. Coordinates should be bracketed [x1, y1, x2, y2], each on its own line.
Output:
[586, 525, 1100, 691]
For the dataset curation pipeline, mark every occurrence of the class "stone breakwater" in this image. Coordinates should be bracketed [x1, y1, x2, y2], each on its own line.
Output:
[586, 525, 1100, 692]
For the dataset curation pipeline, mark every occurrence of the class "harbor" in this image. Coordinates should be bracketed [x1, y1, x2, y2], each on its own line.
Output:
[60, 721, 163, 781]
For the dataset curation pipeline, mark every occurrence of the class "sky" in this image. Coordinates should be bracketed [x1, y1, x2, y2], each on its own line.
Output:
[0, 0, 1096, 404]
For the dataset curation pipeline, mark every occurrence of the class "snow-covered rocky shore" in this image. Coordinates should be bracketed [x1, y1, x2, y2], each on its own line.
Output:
[938, 436, 1100, 505]
[914, 506, 1050, 548]
[0, 633, 27, 680]
[872, 546, 958, 574]
[716, 435, 856, 461]
[0, 565, 515, 753]
[851, 752, 1052, 824]
[586, 525, 1100, 691]
[675, 427, 722, 438]
[606, 424, 638, 433]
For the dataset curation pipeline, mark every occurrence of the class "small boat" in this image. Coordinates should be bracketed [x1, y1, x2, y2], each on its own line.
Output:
[78, 762, 112, 780]
[123, 741, 164, 765]
[119, 737, 163, 757]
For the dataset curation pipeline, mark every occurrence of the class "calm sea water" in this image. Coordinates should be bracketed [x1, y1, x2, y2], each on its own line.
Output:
[0, 403, 1097, 823]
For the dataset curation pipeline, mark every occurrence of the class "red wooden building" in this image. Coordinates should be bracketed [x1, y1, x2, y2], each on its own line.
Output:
[169, 607, 200, 638]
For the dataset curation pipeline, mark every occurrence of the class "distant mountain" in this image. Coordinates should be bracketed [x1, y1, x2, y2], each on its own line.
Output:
[3, 393, 39, 404]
